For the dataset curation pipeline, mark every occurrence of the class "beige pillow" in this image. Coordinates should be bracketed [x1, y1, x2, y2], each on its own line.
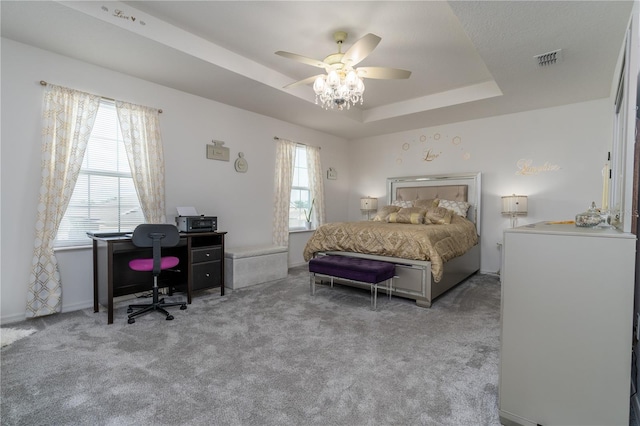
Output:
[425, 206, 454, 224]
[386, 207, 426, 224]
[413, 198, 438, 209]
[372, 205, 400, 221]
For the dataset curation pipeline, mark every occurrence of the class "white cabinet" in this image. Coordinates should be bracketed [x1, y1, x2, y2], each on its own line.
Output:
[499, 223, 636, 426]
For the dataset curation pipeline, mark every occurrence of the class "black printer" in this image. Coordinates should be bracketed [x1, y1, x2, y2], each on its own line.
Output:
[175, 215, 217, 233]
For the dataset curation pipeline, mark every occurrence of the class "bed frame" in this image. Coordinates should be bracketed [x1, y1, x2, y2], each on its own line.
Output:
[318, 172, 481, 307]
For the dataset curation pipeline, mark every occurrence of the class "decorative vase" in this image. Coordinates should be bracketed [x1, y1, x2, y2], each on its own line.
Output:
[305, 221, 312, 230]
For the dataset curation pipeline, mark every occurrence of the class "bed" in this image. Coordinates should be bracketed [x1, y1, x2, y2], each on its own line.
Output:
[303, 172, 481, 307]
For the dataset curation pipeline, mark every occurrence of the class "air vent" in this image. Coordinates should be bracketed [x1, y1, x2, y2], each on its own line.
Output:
[535, 49, 563, 67]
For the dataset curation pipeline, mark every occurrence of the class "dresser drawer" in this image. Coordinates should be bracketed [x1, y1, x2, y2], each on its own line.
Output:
[192, 260, 221, 291]
[192, 246, 222, 263]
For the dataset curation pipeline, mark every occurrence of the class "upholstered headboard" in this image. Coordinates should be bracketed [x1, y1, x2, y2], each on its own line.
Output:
[387, 173, 481, 234]
[395, 185, 468, 203]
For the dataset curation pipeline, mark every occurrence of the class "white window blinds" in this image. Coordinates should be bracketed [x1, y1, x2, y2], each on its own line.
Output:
[55, 100, 144, 247]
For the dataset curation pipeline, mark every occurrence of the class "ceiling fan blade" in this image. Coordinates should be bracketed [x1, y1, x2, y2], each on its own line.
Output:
[341, 33, 381, 67]
[356, 67, 412, 80]
[283, 74, 323, 89]
[275, 51, 328, 70]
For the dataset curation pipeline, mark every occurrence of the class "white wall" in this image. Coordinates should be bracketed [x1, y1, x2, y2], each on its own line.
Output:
[347, 99, 613, 275]
[0, 38, 350, 324]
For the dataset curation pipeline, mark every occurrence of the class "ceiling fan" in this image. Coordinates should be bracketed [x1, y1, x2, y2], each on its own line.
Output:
[275, 31, 411, 110]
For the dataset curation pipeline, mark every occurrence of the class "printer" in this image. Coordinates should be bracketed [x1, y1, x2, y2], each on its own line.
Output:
[175, 215, 217, 233]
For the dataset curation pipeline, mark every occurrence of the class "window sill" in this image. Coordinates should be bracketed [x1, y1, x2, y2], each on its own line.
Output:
[54, 244, 92, 252]
[289, 228, 315, 234]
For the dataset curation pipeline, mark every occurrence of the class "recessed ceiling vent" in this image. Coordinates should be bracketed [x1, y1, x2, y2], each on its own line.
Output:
[535, 49, 563, 67]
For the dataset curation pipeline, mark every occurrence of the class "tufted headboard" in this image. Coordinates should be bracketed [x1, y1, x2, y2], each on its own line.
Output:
[387, 173, 481, 235]
[395, 185, 468, 203]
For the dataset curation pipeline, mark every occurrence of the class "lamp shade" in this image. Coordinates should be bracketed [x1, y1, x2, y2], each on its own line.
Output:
[360, 197, 378, 211]
[502, 195, 528, 215]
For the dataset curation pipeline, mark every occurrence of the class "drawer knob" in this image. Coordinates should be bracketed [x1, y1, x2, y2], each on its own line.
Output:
[206, 253, 210, 257]
[205, 273, 210, 277]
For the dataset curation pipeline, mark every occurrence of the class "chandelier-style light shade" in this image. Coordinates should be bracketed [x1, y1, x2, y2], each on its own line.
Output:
[502, 194, 528, 228]
[314, 71, 365, 111]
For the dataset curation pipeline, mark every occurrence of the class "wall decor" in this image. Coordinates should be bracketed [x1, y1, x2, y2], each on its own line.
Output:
[206, 140, 230, 161]
[395, 130, 472, 166]
[423, 149, 441, 162]
[234, 152, 248, 173]
[327, 167, 338, 180]
[515, 159, 561, 175]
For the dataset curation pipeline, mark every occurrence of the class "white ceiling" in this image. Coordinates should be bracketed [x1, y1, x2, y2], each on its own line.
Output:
[1, 1, 635, 140]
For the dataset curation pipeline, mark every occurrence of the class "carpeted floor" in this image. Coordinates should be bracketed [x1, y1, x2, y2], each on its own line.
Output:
[1, 266, 501, 425]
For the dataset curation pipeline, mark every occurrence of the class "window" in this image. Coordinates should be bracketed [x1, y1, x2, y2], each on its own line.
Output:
[289, 145, 312, 229]
[55, 100, 144, 247]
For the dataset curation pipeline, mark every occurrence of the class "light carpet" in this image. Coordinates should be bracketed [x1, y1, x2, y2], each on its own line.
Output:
[1, 266, 501, 425]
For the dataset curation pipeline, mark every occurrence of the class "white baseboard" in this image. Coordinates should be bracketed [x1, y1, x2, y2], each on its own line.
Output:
[0, 299, 94, 326]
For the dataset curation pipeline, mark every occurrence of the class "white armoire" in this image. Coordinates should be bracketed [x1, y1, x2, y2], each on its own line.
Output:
[499, 222, 636, 426]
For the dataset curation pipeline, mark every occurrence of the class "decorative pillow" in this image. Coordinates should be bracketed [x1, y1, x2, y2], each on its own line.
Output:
[437, 199, 471, 217]
[386, 207, 426, 224]
[372, 205, 400, 221]
[425, 206, 454, 225]
[413, 198, 438, 209]
[391, 199, 414, 208]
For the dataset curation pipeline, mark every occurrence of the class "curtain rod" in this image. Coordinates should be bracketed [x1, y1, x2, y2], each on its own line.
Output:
[273, 136, 320, 149]
[40, 80, 163, 114]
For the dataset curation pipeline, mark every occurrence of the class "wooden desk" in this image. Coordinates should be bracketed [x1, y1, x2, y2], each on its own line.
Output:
[90, 231, 226, 324]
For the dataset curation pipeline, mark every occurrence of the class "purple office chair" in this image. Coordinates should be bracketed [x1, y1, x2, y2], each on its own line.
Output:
[126, 224, 186, 324]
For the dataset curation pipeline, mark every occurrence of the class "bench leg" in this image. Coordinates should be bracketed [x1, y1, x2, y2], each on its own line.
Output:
[370, 283, 378, 310]
[310, 273, 315, 295]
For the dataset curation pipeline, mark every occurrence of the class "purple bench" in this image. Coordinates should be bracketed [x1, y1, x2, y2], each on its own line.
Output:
[308, 255, 395, 309]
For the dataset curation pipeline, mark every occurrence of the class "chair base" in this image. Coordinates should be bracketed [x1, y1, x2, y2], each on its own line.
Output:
[127, 287, 186, 324]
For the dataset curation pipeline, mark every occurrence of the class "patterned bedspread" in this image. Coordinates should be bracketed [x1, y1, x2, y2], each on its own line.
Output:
[303, 215, 478, 282]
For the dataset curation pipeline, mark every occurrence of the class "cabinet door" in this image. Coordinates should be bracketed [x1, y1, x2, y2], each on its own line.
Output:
[192, 260, 221, 291]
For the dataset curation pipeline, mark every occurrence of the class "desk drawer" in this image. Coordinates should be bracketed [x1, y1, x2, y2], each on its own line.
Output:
[192, 246, 221, 263]
[192, 260, 221, 291]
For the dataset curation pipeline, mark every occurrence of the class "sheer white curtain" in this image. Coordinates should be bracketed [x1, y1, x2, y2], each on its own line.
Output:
[272, 138, 297, 246]
[28, 85, 100, 317]
[306, 145, 326, 226]
[116, 101, 166, 223]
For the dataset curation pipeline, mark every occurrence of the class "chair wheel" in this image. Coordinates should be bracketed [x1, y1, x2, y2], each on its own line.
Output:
[166, 315, 174, 321]
[180, 304, 187, 310]
[127, 308, 133, 313]
[128, 318, 135, 324]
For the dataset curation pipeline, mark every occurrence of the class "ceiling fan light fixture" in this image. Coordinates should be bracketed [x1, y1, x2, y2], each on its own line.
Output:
[313, 72, 365, 111]
[345, 70, 359, 89]
[277, 31, 408, 111]
[313, 76, 326, 94]
[326, 70, 341, 88]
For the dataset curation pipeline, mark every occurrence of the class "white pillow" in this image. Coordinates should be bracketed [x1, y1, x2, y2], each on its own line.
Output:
[437, 199, 471, 217]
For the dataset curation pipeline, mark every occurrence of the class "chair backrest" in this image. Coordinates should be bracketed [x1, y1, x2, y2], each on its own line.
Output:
[131, 224, 181, 275]
[131, 224, 180, 248]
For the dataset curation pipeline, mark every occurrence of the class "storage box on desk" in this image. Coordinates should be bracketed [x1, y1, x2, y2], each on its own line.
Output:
[224, 245, 288, 289]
